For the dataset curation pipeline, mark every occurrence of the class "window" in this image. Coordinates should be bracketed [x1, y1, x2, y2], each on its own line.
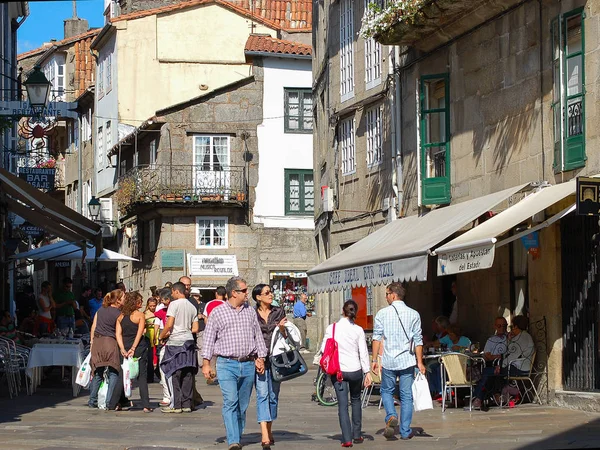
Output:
[285, 169, 314, 215]
[366, 105, 382, 167]
[340, 0, 354, 101]
[196, 217, 228, 248]
[284, 88, 313, 133]
[97, 125, 104, 167]
[364, 0, 382, 90]
[339, 117, 355, 175]
[81, 109, 91, 142]
[420, 74, 450, 205]
[148, 219, 156, 252]
[98, 60, 104, 96]
[105, 121, 112, 163]
[42, 54, 65, 101]
[106, 54, 112, 92]
[193, 135, 229, 170]
[552, 8, 585, 172]
[149, 138, 158, 168]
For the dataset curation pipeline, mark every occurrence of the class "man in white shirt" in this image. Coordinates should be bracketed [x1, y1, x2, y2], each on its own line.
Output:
[372, 283, 425, 441]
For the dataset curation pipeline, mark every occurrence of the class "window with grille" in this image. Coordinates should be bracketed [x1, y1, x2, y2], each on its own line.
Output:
[285, 169, 314, 215]
[340, 0, 354, 102]
[366, 105, 382, 167]
[340, 117, 356, 175]
[97, 125, 104, 166]
[552, 8, 585, 172]
[196, 217, 228, 248]
[284, 88, 313, 133]
[105, 121, 112, 165]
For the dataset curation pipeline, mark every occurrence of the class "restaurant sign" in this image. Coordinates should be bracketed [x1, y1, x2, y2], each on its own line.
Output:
[19, 222, 44, 237]
[19, 167, 55, 190]
[437, 244, 495, 276]
[188, 254, 238, 277]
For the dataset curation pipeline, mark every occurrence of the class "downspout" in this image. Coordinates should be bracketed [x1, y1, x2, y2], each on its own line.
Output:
[390, 45, 404, 218]
[77, 110, 82, 214]
[538, 0, 545, 182]
[90, 48, 99, 198]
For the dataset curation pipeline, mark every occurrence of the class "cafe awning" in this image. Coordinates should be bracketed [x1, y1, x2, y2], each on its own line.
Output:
[307, 184, 529, 293]
[0, 168, 102, 250]
[12, 240, 138, 262]
[435, 180, 576, 276]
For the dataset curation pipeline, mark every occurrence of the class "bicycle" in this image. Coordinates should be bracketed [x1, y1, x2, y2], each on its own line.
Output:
[314, 366, 338, 406]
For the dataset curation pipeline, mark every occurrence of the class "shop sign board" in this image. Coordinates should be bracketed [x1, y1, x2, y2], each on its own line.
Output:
[161, 249, 185, 269]
[20, 222, 44, 237]
[437, 244, 495, 276]
[19, 167, 55, 190]
[55, 260, 71, 268]
[188, 254, 238, 277]
[576, 177, 600, 216]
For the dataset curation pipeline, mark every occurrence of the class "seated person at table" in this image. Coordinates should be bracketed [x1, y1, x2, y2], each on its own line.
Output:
[0, 311, 19, 343]
[472, 315, 534, 409]
[483, 317, 508, 366]
[428, 325, 471, 399]
[425, 316, 450, 344]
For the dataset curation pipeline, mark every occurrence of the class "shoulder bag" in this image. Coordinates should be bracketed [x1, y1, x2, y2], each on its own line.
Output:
[269, 330, 308, 382]
[392, 305, 415, 355]
[320, 322, 342, 381]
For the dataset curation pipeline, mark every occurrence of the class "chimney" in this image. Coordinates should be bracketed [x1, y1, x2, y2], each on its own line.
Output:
[64, 1, 88, 39]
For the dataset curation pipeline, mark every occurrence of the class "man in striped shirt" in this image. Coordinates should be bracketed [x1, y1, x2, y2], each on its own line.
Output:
[202, 276, 267, 450]
[372, 282, 425, 441]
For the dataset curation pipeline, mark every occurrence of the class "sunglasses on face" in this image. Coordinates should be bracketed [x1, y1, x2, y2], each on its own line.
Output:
[261, 290, 272, 295]
[235, 288, 248, 294]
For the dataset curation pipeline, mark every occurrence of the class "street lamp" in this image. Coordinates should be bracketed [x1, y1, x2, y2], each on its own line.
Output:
[88, 196, 101, 221]
[23, 65, 51, 114]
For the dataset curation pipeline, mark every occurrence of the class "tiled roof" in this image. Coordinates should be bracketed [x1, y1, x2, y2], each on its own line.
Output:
[245, 34, 311, 56]
[111, 0, 311, 30]
[17, 29, 100, 60]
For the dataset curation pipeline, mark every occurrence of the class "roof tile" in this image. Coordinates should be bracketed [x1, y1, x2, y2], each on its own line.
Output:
[245, 34, 311, 56]
[17, 29, 101, 60]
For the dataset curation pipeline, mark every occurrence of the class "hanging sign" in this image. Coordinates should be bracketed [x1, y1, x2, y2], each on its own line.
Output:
[437, 244, 495, 276]
[188, 254, 238, 277]
[19, 222, 44, 237]
[576, 177, 600, 216]
[18, 167, 55, 190]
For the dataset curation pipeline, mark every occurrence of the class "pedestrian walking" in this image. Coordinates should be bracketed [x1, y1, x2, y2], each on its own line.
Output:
[292, 293, 311, 353]
[202, 276, 268, 450]
[155, 287, 173, 407]
[159, 282, 199, 413]
[321, 300, 372, 447]
[371, 282, 425, 440]
[88, 289, 124, 409]
[179, 275, 204, 406]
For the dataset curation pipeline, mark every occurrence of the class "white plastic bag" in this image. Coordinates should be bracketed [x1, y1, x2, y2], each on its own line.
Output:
[129, 357, 140, 380]
[412, 372, 433, 411]
[122, 358, 132, 398]
[75, 353, 92, 388]
[98, 377, 109, 410]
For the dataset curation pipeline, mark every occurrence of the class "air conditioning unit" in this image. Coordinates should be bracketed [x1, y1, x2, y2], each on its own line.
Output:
[322, 186, 334, 212]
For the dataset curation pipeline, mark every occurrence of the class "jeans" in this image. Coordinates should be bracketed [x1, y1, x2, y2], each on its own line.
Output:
[88, 366, 118, 408]
[216, 357, 256, 445]
[57, 316, 75, 331]
[428, 362, 442, 395]
[255, 366, 281, 423]
[333, 370, 363, 443]
[381, 366, 415, 439]
[474, 366, 528, 400]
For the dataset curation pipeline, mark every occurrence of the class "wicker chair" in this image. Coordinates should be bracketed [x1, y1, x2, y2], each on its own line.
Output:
[440, 353, 477, 412]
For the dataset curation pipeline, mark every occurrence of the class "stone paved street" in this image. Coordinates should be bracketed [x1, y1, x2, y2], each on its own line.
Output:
[1, 365, 600, 450]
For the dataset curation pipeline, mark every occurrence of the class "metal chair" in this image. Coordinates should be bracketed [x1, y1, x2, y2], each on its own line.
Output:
[507, 350, 542, 405]
[440, 353, 477, 412]
[361, 356, 382, 408]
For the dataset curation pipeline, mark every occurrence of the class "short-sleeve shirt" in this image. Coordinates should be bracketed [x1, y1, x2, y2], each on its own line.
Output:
[166, 298, 198, 346]
[484, 333, 508, 356]
[54, 290, 75, 317]
[440, 335, 471, 350]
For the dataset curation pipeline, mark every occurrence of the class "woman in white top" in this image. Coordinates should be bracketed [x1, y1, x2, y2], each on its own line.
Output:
[320, 300, 372, 447]
[35, 281, 56, 335]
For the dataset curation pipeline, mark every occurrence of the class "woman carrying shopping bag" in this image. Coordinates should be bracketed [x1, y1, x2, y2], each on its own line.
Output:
[320, 300, 372, 447]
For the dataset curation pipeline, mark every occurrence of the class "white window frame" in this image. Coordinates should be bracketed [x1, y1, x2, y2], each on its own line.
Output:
[366, 105, 382, 167]
[106, 54, 112, 92]
[97, 125, 104, 167]
[365, 38, 381, 90]
[340, 117, 356, 175]
[149, 138, 158, 168]
[42, 54, 66, 101]
[195, 216, 228, 249]
[105, 121, 112, 165]
[340, 0, 354, 102]
[98, 59, 104, 96]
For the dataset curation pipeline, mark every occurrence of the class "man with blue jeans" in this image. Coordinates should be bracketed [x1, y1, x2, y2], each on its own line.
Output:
[202, 276, 268, 450]
[372, 282, 426, 440]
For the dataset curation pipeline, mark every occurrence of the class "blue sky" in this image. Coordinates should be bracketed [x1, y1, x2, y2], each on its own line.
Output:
[18, 0, 104, 54]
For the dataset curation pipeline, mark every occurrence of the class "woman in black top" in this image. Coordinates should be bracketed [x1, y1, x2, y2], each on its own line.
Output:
[113, 291, 152, 412]
[253, 284, 287, 449]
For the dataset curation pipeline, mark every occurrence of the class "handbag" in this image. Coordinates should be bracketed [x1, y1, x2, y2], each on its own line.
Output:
[320, 322, 342, 381]
[75, 353, 92, 388]
[392, 305, 415, 355]
[269, 331, 308, 382]
[412, 372, 433, 411]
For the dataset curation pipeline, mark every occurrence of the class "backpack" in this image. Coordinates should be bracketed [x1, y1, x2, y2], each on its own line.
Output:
[320, 323, 342, 381]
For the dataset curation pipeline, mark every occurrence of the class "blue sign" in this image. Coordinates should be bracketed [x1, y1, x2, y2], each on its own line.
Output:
[521, 232, 539, 250]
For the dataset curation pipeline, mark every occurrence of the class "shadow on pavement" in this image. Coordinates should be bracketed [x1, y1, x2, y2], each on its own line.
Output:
[516, 417, 600, 450]
[217, 431, 315, 445]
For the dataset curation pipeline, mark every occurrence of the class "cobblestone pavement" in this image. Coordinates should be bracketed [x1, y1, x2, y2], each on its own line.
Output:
[1, 365, 599, 450]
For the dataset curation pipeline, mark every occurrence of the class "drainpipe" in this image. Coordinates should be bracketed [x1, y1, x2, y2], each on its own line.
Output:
[538, 0, 545, 182]
[77, 111, 83, 214]
[390, 45, 404, 218]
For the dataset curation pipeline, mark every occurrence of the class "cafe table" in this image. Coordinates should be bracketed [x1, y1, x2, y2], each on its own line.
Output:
[26, 339, 85, 397]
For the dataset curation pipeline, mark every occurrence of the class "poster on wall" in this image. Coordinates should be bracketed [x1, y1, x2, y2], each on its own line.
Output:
[437, 244, 495, 276]
[188, 254, 238, 277]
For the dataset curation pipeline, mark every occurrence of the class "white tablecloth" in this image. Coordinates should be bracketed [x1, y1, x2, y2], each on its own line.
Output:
[26, 342, 85, 396]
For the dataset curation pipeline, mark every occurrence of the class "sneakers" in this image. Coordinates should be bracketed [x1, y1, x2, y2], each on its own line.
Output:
[300, 349, 311, 354]
[182, 407, 193, 413]
[383, 416, 398, 439]
[228, 444, 242, 450]
[471, 398, 482, 410]
[159, 400, 170, 407]
[161, 407, 182, 414]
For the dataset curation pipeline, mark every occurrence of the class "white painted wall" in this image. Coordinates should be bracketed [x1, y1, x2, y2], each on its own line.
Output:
[254, 57, 314, 229]
[95, 34, 118, 196]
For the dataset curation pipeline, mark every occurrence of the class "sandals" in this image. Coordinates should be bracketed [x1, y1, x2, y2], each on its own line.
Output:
[261, 442, 271, 450]
[143, 407, 154, 413]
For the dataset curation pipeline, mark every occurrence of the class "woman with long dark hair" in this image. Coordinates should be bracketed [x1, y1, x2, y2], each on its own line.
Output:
[252, 283, 287, 449]
[112, 291, 153, 412]
[88, 289, 124, 409]
[320, 300, 371, 447]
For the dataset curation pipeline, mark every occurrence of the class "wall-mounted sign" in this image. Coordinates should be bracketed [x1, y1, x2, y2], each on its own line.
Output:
[161, 249, 185, 269]
[577, 177, 600, 216]
[18, 167, 55, 190]
[520, 232, 539, 250]
[188, 255, 238, 277]
[19, 222, 44, 237]
[55, 260, 71, 268]
[437, 244, 496, 276]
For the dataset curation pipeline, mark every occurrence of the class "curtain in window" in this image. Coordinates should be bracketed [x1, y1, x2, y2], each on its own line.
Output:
[195, 136, 211, 169]
[288, 92, 300, 129]
[197, 219, 210, 246]
[213, 219, 226, 246]
[289, 174, 300, 211]
[303, 93, 313, 130]
[304, 174, 314, 211]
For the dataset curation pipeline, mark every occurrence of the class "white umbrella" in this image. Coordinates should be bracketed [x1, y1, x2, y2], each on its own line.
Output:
[12, 240, 139, 262]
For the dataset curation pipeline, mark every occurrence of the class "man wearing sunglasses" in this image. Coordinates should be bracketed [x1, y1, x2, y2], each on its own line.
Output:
[201, 276, 268, 450]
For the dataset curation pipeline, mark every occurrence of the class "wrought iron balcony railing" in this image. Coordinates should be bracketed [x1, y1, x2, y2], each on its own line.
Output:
[116, 164, 248, 212]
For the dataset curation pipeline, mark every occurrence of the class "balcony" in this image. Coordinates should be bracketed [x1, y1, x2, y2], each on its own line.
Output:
[116, 164, 248, 214]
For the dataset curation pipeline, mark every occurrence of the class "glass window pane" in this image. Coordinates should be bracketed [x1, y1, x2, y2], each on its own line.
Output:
[198, 220, 210, 246]
[303, 93, 313, 130]
[553, 105, 562, 144]
[424, 79, 446, 110]
[289, 174, 300, 211]
[553, 60, 561, 104]
[566, 55, 582, 97]
[566, 15, 582, 55]
[213, 219, 226, 246]
[425, 146, 446, 178]
[304, 174, 314, 212]
[213, 137, 228, 170]
[552, 20, 560, 61]
[195, 137, 210, 167]
[424, 112, 446, 144]
[567, 97, 583, 137]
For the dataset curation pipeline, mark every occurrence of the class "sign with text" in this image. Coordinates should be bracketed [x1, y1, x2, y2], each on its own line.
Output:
[188, 254, 238, 277]
[437, 244, 495, 276]
[20, 223, 44, 237]
[577, 177, 600, 216]
[161, 249, 185, 269]
[18, 167, 55, 190]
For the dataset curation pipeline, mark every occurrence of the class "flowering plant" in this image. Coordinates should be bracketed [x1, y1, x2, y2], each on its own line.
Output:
[37, 158, 56, 169]
[360, 0, 427, 40]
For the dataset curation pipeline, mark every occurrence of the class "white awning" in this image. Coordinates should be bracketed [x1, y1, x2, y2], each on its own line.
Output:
[435, 180, 576, 276]
[307, 184, 529, 293]
[12, 240, 139, 262]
